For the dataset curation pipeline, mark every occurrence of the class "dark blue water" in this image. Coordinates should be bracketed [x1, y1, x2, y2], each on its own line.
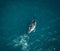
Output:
[0, 0, 60, 51]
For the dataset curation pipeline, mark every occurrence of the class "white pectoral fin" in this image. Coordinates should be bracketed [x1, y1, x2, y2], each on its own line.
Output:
[33, 29, 36, 32]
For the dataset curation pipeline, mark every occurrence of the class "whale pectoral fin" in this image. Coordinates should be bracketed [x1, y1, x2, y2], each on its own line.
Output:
[33, 29, 36, 32]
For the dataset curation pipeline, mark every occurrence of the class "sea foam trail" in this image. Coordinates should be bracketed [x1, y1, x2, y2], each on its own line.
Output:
[11, 33, 29, 51]
[19, 34, 29, 51]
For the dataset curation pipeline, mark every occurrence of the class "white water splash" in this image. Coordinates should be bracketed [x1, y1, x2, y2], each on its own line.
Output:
[6, 34, 29, 51]
[19, 34, 29, 51]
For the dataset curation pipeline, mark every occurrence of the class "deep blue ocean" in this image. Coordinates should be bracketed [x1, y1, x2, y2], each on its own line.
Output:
[0, 0, 60, 51]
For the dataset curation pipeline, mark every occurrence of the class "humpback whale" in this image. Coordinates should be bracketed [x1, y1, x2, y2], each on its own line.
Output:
[28, 19, 36, 34]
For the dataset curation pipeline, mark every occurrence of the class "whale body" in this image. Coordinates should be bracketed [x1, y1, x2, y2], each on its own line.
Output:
[28, 19, 36, 34]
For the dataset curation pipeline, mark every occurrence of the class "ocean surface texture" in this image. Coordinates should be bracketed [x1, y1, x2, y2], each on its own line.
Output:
[0, 0, 60, 51]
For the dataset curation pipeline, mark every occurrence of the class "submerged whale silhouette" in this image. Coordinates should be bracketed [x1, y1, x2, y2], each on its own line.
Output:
[28, 19, 36, 34]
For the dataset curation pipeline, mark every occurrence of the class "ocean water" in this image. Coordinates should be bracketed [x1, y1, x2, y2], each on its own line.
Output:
[0, 0, 60, 51]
